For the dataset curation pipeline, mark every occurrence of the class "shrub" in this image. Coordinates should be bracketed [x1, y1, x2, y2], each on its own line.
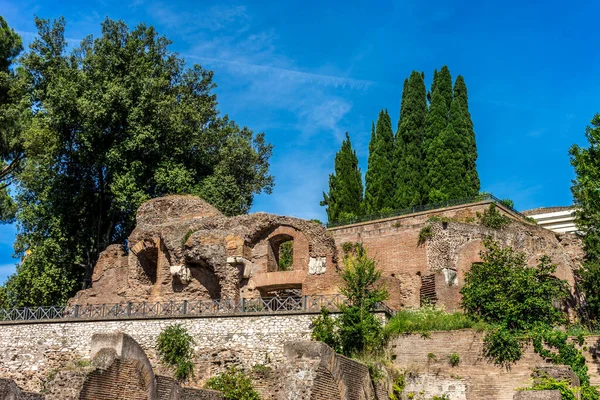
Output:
[483, 326, 524, 367]
[448, 353, 460, 367]
[524, 377, 577, 400]
[418, 225, 433, 246]
[205, 367, 260, 400]
[477, 203, 510, 229]
[156, 324, 195, 381]
[338, 243, 388, 356]
[311, 308, 340, 352]
[461, 239, 568, 331]
[311, 243, 388, 357]
[499, 198, 515, 209]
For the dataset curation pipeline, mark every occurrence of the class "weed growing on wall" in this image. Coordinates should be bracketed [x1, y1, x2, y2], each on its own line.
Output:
[205, 367, 260, 400]
[156, 324, 195, 381]
[476, 203, 510, 229]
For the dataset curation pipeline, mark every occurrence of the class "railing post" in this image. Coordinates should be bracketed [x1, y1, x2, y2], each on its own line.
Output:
[302, 295, 307, 311]
[241, 298, 245, 313]
[182, 300, 187, 315]
[127, 302, 132, 317]
[74, 304, 79, 318]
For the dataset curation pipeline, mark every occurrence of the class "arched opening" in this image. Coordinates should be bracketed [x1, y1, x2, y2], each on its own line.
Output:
[268, 234, 295, 272]
[173, 260, 222, 300]
[137, 244, 158, 285]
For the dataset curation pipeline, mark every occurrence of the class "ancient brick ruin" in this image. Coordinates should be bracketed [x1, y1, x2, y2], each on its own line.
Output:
[70, 195, 583, 315]
[70, 195, 339, 305]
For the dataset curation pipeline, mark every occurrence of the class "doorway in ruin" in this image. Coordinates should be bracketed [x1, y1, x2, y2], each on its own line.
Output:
[268, 234, 295, 272]
[136, 242, 159, 285]
[177, 260, 222, 300]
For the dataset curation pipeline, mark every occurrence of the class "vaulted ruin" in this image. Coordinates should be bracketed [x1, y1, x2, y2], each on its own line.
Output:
[70, 195, 339, 305]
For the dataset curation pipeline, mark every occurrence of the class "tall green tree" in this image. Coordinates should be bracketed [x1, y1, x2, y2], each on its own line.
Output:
[0, 16, 27, 221]
[364, 110, 395, 214]
[2, 17, 274, 307]
[363, 121, 377, 214]
[453, 75, 480, 196]
[395, 71, 427, 207]
[321, 132, 364, 222]
[428, 66, 452, 117]
[570, 114, 600, 327]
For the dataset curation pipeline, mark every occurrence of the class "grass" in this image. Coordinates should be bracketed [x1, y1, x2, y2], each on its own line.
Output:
[384, 306, 489, 337]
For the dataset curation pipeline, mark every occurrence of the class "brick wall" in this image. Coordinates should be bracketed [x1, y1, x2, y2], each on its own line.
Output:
[390, 330, 600, 400]
[329, 201, 578, 311]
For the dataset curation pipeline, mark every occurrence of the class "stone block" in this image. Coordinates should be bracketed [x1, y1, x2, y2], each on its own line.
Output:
[513, 390, 562, 400]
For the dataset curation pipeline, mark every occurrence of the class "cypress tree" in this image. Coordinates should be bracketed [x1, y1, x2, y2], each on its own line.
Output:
[452, 75, 480, 196]
[426, 95, 469, 201]
[395, 71, 427, 208]
[363, 121, 377, 214]
[436, 66, 453, 116]
[321, 132, 364, 221]
[363, 110, 395, 214]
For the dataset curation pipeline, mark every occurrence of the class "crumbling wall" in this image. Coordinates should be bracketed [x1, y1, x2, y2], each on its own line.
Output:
[70, 195, 338, 306]
[279, 341, 376, 400]
[389, 329, 600, 400]
[329, 201, 580, 311]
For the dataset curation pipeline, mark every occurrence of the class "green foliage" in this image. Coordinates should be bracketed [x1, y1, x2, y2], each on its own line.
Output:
[525, 377, 577, 400]
[311, 244, 388, 357]
[389, 373, 405, 400]
[310, 219, 323, 225]
[321, 132, 364, 222]
[0, 16, 27, 222]
[570, 114, 600, 328]
[483, 326, 524, 367]
[156, 324, 195, 381]
[364, 111, 395, 214]
[385, 306, 486, 337]
[2, 17, 274, 306]
[477, 203, 511, 229]
[582, 385, 600, 400]
[205, 367, 260, 400]
[338, 243, 389, 356]
[432, 395, 450, 400]
[452, 75, 480, 195]
[310, 308, 340, 352]
[532, 328, 588, 385]
[499, 198, 515, 209]
[448, 352, 460, 367]
[417, 225, 433, 246]
[461, 238, 568, 330]
[278, 241, 293, 271]
[395, 71, 428, 208]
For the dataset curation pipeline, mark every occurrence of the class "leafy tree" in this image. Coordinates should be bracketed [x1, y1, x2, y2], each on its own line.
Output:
[461, 238, 569, 330]
[570, 114, 600, 327]
[2, 17, 273, 306]
[0, 16, 27, 221]
[395, 71, 427, 208]
[338, 243, 389, 356]
[321, 132, 363, 221]
[205, 367, 260, 400]
[452, 76, 480, 196]
[364, 110, 394, 214]
[310, 307, 341, 353]
[278, 240, 293, 271]
[156, 324, 195, 381]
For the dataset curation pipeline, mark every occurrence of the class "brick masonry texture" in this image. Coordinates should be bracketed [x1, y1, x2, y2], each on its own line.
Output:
[329, 201, 581, 311]
[390, 329, 600, 400]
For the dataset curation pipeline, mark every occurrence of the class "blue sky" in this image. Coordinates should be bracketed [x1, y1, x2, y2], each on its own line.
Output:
[0, 0, 598, 282]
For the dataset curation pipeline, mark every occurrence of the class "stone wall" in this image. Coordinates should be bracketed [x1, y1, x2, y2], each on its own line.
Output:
[390, 329, 600, 400]
[329, 201, 580, 311]
[0, 314, 317, 393]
